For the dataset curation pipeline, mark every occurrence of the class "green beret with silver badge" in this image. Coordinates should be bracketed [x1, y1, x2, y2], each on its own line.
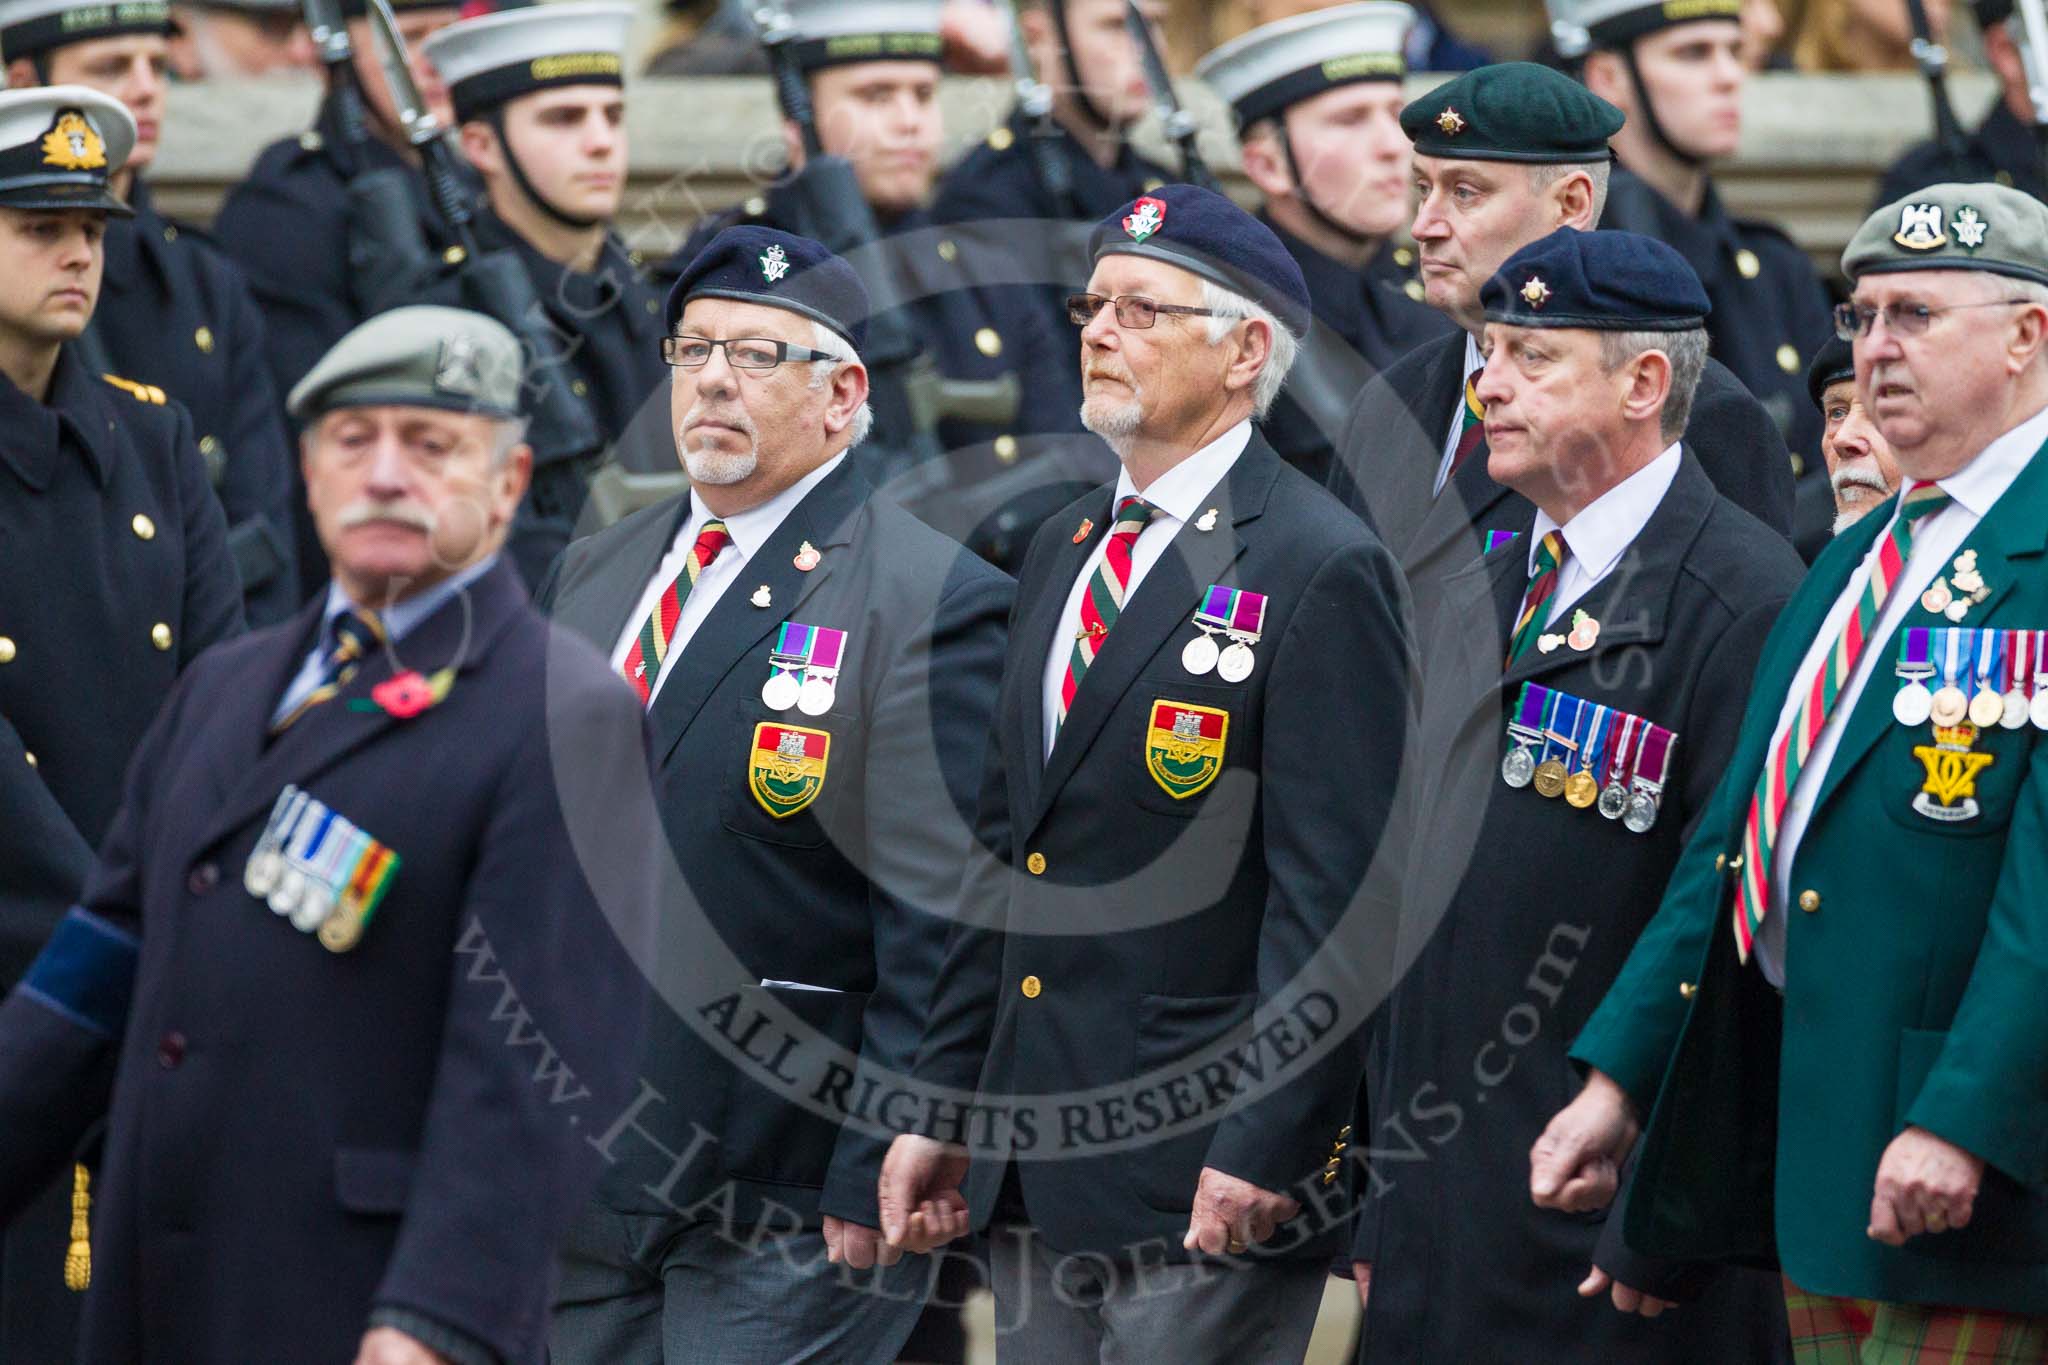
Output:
[1844, 182, 2048, 286]
[287, 306, 525, 422]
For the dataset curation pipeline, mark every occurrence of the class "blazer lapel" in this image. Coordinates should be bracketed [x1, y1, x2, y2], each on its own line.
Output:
[1028, 439, 1276, 827]
[1011, 496, 1116, 816]
[648, 462, 867, 768]
[561, 496, 692, 658]
[200, 562, 528, 853]
[1811, 447, 2048, 814]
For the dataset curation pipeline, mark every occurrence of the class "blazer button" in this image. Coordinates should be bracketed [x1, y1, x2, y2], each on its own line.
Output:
[131, 513, 156, 541]
[1020, 975, 1042, 999]
[1799, 889, 1821, 914]
[1026, 852, 1046, 876]
[157, 1031, 187, 1069]
[0, 636, 15, 664]
[1678, 981, 1697, 1000]
[187, 862, 219, 895]
[23, 751, 35, 768]
[151, 623, 173, 651]
[994, 435, 1019, 464]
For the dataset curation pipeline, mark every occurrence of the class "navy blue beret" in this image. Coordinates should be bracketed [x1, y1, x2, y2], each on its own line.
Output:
[665, 225, 870, 355]
[1806, 333, 1854, 408]
[1088, 184, 1312, 337]
[1481, 226, 1710, 331]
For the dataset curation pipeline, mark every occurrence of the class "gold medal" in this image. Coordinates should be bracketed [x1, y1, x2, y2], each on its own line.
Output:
[1969, 686, 2007, 729]
[1533, 759, 1569, 799]
[1564, 769, 1600, 808]
[1930, 685, 1970, 727]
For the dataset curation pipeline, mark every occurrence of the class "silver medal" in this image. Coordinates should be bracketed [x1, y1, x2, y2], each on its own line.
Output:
[244, 850, 281, 899]
[1597, 782, 1629, 820]
[2034, 688, 2048, 730]
[2001, 688, 2030, 730]
[1892, 681, 1934, 728]
[798, 676, 836, 716]
[761, 671, 801, 712]
[1217, 641, 1256, 684]
[1501, 746, 1537, 789]
[270, 867, 306, 917]
[1182, 633, 1220, 676]
[290, 892, 331, 933]
[1623, 790, 1660, 835]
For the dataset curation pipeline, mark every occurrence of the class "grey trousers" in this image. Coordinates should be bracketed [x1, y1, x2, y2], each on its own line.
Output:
[550, 1204, 932, 1365]
[988, 1223, 1328, 1365]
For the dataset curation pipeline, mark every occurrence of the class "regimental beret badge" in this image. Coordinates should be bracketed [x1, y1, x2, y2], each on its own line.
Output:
[434, 334, 485, 398]
[1436, 107, 1466, 135]
[760, 242, 790, 283]
[40, 110, 106, 172]
[1123, 196, 1167, 243]
[1520, 275, 1550, 308]
[1952, 206, 1988, 251]
[1893, 202, 1949, 252]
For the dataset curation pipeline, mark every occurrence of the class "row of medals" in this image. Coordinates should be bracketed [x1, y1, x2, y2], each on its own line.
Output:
[1182, 626, 1258, 682]
[762, 665, 837, 716]
[1894, 671, 2048, 731]
[1502, 737, 1661, 833]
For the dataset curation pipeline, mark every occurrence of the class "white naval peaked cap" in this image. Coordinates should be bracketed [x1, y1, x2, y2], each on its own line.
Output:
[768, 0, 944, 69]
[1195, 2, 1415, 128]
[0, 0, 169, 59]
[0, 84, 136, 216]
[1551, 0, 1742, 52]
[423, 1, 634, 124]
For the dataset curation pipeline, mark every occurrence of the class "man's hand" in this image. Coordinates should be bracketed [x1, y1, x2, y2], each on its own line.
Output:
[940, 0, 1011, 72]
[352, 1327, 447, 1365]
[1530, 1069, 1641, 1213]
[824, 1214, 903, 1269]
[1579, 1265, 1677, 1317]
[1868, 1125, 1985, 1246]
[878, 1134, 972, 1254]
[1182, 1166, 1301, 1256]
[1351, 1260, 1372, 1310]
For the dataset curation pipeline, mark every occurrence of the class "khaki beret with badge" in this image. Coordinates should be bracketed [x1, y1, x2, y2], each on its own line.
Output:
[1845, 182, 2048, 286]
[288, 306, 525, 422]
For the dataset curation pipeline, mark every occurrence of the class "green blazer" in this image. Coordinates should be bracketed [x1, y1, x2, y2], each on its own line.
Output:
[1572, 439, 2048, 1313]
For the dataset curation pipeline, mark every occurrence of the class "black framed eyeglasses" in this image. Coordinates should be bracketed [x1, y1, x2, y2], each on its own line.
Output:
[1831, 298, 2029, 341]
[661, 336, 842, 370]
[1065, 293, 1218, 329]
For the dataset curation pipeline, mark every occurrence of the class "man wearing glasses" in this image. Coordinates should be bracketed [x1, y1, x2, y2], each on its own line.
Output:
[876, 185, 1410, 1362]
[1535, 181, 2048, 1361]
[537, 225, 1013, 1365]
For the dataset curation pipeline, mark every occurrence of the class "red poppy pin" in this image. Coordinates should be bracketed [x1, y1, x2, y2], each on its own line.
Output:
[356, 665, 457, 720]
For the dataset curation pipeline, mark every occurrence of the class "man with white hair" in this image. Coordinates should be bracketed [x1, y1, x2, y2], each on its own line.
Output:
[875, 184, 1411, 1362]
[1536, 181, 2048, 1361]
[538, 225, 1013, 1364]
[1808, 334, 1904, 536]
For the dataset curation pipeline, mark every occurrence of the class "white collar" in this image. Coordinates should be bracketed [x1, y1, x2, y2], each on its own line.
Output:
[688, 452, 846, 555]
[1463, 331, 1485, 381]
[1937, 400, 2048, 518]
[1113, 420, 1253, 523]
[1529, 442, 1683, 580]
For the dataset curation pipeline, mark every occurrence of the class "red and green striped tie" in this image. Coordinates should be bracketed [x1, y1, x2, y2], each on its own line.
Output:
[1733, 481, 1953, 960]
[1058, 495, 1156, 726]
[622, 520, 731, 706]
[1506, 531, 1567, 667]
[1447, 376, 1486, 483]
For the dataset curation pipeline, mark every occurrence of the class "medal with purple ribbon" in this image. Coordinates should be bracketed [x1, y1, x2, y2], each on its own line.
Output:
[1624, 725, 1677, 834]
[1893, 627, 1935, 727]
[1183, 584, 1235, 675]
[1501, 682, 1548, 789]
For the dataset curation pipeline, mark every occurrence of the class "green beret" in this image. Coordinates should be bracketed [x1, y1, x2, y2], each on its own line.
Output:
[288, 306, 525, 422]
[1402, 62, 1623, 163]
[1844, 182, 2048, 287]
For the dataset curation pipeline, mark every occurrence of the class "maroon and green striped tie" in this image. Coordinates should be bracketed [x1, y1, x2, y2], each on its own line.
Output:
[1058, 496, 1156, 727]
[1506, 531, 1567, 667]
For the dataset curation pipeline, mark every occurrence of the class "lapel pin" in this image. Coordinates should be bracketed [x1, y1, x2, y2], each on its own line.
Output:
[1196, 508, 1219, 533]
[1568, 610, 1601, 651]
[1538, 634, 1565, 654]
[794, 541, 821, 572]
[1073, 518, 1094, 544]
[751, 585, 772, 609]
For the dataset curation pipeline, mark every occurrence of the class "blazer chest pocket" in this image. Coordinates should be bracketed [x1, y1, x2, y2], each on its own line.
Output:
[1126, 682, 1249, 818]
[723, 983, 869, 1189]
[1881, 722, 2035, 838]
[721, 701, 862, 849]
[1893, 1028, 2048, 1263]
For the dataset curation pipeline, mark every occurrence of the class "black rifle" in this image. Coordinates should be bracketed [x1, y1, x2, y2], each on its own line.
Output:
[1904, 0, 1968, 161]
[356, 0, 606, 563]
[303, 0, 371, 179]
[1125, 0, 1216, 191]
[1000, 0, 1078, 216]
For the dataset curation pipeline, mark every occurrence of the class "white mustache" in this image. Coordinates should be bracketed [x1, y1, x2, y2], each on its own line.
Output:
[339, 501, 434, 532]
[1831, 467, 1892, 499]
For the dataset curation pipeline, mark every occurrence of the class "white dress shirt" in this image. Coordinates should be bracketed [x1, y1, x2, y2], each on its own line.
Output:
[609, 454, 845, 704]
[1040, 420, 1253, 758]
[1432, 333, 1487, 497]
[1526, 442, 1684, 627]
[1756, 402, 2048, 985]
